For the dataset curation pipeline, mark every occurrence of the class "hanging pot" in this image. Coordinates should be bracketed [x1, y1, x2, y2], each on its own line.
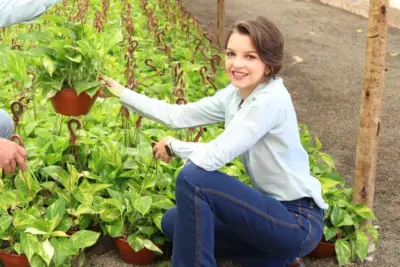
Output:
[307, 240, 336, 258]
[113, 237, 158, 265]
[0, 250, 30, 267]
[50, 88, 98, 116]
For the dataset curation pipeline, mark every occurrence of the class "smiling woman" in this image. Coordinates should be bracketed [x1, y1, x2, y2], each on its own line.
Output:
[100, 16, 326, 267]
[224, 17, 284, 99]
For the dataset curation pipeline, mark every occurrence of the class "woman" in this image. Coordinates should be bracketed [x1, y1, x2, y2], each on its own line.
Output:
[101, 16, 328, 267]
[0, 0, 62, 28]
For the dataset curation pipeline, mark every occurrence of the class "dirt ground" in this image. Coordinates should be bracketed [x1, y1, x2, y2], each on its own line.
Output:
[86, 0, 400, 266]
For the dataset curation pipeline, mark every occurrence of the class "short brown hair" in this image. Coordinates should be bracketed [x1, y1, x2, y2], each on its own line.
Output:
[224, 16, 284, 78]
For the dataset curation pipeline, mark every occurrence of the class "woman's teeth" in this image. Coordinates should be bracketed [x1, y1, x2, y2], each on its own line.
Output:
[233, 71, 248, 77]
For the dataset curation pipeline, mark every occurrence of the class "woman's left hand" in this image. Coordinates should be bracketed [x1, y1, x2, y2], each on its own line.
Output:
[152, 136, 174, 163]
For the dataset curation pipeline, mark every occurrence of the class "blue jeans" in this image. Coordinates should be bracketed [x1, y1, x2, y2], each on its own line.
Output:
[0, 109, 14, 139]
[161, 163, 324, 267]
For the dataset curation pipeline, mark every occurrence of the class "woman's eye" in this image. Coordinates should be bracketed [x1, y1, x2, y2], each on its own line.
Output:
[246, 55, 256, 59]
[226, 52, 234, 56]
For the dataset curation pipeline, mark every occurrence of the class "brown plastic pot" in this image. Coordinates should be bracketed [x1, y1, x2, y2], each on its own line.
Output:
[307, 240, 336, 258]
[113, 237, 158, 265]
[0, 250, 30, 267]
[50, 88, 98, 116]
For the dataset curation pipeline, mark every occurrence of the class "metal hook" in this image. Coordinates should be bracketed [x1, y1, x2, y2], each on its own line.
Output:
[11, 135, 24, 147]
[68, 119, 81, 145]
[11, 101, 23, 126]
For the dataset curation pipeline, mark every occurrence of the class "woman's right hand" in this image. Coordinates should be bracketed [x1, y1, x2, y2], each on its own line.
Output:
[98, 76, 125, 98]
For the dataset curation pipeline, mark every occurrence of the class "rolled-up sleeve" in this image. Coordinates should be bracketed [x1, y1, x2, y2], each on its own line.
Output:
[0, 0, 62, 27]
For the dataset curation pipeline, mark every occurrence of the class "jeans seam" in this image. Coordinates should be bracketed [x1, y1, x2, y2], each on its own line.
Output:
[202, 188, 300, 229]
[308, 213, 324, 232]
[195, 188, 200, 267]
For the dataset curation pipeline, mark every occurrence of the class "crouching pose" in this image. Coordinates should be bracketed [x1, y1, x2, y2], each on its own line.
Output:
[100, 16, 328, 267]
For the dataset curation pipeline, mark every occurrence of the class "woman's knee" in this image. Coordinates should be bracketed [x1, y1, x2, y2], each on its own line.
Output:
[176, 163, 207, 189]
[0, 110, 14, 139]
[161, 207, 177, 240]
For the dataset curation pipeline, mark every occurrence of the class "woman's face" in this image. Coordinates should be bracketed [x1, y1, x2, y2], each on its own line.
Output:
[225, 32, 270, 94]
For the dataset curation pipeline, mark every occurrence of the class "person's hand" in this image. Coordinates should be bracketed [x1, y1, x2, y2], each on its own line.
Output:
[152, 136, 174, 163]
[0, 138, 27, 175]
[98, 76, 125, 98]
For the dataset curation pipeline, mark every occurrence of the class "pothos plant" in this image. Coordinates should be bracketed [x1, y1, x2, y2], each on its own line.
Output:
[300, 124, 379, 266]
[0, 168, 100, 267]
[18, 18, 124, 98]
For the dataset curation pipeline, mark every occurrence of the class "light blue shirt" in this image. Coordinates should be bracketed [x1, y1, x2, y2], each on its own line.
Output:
[120, 78, 328, 209]
[0, 0, 61, 27]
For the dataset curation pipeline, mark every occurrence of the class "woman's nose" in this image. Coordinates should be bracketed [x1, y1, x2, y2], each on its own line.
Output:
[232, 57, 246, 68]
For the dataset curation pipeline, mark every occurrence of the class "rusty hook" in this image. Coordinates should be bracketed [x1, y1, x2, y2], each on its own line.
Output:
[194, 39, 201, 52]
[125, 69, 136, 88]
[145, 59, 157, 71]
[68, 119, 81, 145]
[200, 66, 208, 84]
[204, 33, 213, 43]
[210, 56, 221, 74]
[128, 40, 139, 54]
[174, 88, 185, 98]
[11, 101, 23, 125]
[193, 127, 204, 142]
[175, 98, 187, 105]
[11, 135, 24, 147]
[206, 76, 217, 90]
[135, 116, 142, 128]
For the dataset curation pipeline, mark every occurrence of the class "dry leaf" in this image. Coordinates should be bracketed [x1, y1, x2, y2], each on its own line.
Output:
[389, 52, 399, 57]
[292, 56, 304, 65]
[356, 29, 363, 33]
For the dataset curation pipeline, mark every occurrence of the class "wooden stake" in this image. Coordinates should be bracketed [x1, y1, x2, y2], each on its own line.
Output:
[217, 0, 225, 50]
[353, 0, 389, 210]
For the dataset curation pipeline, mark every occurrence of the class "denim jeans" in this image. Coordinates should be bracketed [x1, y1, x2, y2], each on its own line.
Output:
[161, 163, 324, 267]
[0, 109, 14, 139]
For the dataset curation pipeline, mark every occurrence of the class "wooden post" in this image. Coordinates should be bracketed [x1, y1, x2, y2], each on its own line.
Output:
[353, 0, 388, 212]
[216, 0, 225, 50]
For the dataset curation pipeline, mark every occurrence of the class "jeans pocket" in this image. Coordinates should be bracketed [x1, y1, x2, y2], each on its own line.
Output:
[299, 214, 323, 256]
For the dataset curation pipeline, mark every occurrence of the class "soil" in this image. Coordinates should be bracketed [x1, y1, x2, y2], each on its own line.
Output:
[86, 0, 400, 266]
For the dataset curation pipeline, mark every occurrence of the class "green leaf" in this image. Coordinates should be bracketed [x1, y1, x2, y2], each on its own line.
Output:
[42, 56, 56, 77]
[42, 166, 72, 190]
[65, 55, 82, 63]
[50, 237, 78, 267]
[143, 239, 162, 253]
[13, 212, 37, 230]
[106, 219, 124, 238]
[105, 30, 123, 51]
[74, 80, 99, 95]
[335, 239, 351, 267]
[152, 211, 163, 230]
[0, 212, 12, 233]
[127, 235, 145, 252]
[20, 233, 38, 261]
[138, 226, 154, 236]
[353, 205, 376, 219]
[151, 195, 175, 210]
[38, 239, 54, 266]
[355, 230, 369, 260]
[133, 196, 152, 216]
[331, 206, 354, 227]
[323, 226, 338, 241]
[326, 172, 345, 184]
[72, 179, 93, 205]
[364, 224, 379, 243]
[41, 15, 64, 24]
[46, 199, 66, 222]
[70, 230, 100, 249]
